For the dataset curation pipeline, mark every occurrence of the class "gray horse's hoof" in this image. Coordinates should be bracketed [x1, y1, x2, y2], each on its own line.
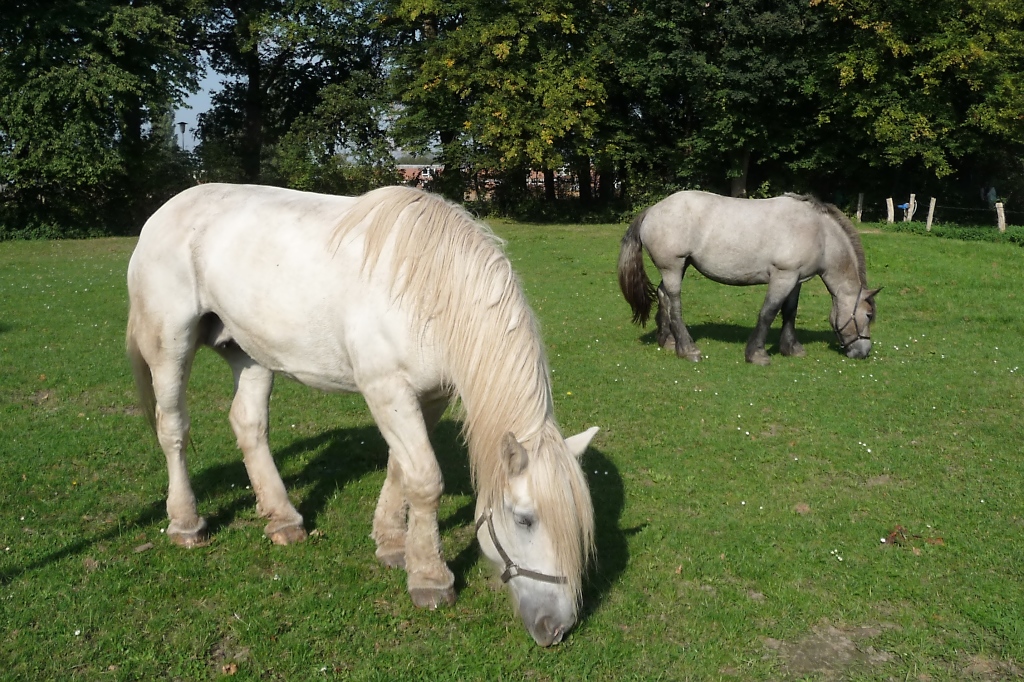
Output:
[781, 343, 806, 358]
[746, 350, 771, 366]
[375, 549, 406, 569]
[266, 523, 307, 546]
[409, 586, 457, 609]
[677, 347, 702, 362]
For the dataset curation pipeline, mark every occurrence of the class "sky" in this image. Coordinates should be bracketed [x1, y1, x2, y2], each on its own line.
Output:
[172, 70, 217, 150]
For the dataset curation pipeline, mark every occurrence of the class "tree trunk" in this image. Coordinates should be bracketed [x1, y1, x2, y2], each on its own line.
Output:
[576, 157, 592, 204]
[240, 50, 263, 182]
[730, 149, 750, 198]
[597, 162, 616, 201]
[544, 168, 556, 201]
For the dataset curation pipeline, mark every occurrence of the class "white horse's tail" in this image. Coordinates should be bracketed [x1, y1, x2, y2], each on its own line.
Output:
[126, 313, 157, 434]
[618, 208, 657, 326]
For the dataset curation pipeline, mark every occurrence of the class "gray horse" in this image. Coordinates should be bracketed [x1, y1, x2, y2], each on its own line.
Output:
[618, 191, 879, 365]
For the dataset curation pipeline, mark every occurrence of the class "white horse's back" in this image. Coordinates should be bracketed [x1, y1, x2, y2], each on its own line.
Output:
[129, 184, 419, 392]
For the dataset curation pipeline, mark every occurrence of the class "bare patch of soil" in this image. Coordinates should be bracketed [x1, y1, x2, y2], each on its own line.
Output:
[762, 622, 894, 679]
[959, 656, 1024, 680]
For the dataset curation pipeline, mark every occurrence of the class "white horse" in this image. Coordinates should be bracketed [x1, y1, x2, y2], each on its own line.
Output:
[126, 183, 597, 646]
[619, 191, 879, 365]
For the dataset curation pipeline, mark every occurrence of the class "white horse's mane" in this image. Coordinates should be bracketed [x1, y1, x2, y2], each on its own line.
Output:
[329, 185, 594, 597]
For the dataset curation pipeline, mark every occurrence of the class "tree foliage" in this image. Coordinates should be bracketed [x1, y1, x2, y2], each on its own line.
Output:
[195, 0, 395, 192]
[0, 0, 200, 236]
[810, 0, 1024, 198]
[1, 0, 1022, 236]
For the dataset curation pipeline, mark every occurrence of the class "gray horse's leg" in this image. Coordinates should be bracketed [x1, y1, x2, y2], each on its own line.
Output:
[746, 276, 799, 366]
[660, 266, 702, 361]
[655, 284, 673, 349]
[217, 343, 306, 545]
[372, 395, 448, 569]
[778, 283, 806, 357]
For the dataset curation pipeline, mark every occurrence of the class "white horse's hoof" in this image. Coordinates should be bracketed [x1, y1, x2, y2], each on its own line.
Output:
[409, 586, 456, 609]
[167, 518, 209, 548]
[375, 549, 406, 569]
[266, 523, 307, 545]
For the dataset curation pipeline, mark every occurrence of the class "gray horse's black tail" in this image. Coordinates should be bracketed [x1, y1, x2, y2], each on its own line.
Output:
[618, 208, 657, 326]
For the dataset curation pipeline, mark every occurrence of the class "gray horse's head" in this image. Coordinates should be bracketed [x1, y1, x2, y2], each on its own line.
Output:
[830, 287, 880, 358]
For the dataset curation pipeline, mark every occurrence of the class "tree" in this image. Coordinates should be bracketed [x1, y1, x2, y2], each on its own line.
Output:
[196, 0, 394, 190]
[0, 0, 200, 236]
[597, 0, 827, 200]
[386, 0, 606, 202]
[809, 0, 1024, 200]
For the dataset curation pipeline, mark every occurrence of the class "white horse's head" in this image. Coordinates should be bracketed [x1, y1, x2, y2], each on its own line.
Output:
[830, 287, 879, 359]
[475, 426, 597, 646]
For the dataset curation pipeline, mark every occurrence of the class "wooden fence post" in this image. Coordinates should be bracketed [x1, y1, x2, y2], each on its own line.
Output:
[926, 197, 936, 231]
[904, 194, 917, 222]
[886, 198, 894, 223]
[856, 193, 864, 222]
[996, 202, 1006, 232]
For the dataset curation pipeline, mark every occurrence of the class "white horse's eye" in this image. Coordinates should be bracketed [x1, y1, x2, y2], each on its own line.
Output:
[515, 514, 535, 529]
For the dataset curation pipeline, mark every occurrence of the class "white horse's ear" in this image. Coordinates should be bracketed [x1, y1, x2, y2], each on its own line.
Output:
[565, 426, 599, 460]
[502, 432, 529, 477]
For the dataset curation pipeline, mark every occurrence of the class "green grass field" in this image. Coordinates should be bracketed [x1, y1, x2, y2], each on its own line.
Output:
[1, 224, 1022, 680]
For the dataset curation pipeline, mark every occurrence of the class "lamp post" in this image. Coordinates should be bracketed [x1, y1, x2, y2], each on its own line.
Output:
[177, 121, 187, 150]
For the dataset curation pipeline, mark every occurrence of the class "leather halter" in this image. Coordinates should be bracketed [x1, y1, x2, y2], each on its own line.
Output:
[832, 287, 872, 350]
[475, 509, 568, 585]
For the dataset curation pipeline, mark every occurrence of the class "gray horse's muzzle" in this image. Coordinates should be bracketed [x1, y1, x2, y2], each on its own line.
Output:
[845, 338, 872, 359]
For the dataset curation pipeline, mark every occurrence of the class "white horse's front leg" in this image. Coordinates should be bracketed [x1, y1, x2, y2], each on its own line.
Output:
[371, 395, 448, 569]
[371, 456, 408, 568]
[363, 382, 454, 609]
[222, 346, 306, 545]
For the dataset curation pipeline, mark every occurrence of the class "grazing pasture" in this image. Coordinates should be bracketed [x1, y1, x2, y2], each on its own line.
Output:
[1, 223, 1022, 679]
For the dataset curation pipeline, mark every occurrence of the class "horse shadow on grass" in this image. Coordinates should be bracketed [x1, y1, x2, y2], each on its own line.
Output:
[1, 420, 633, 625]
[639, 322, 837, 355]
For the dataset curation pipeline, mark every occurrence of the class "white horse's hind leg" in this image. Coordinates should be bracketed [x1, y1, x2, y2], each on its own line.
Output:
[219, 344, 306, 545]
[372, 396, 448, 569]
[363, 381, 455, 609]
[142, 328, 209, 547]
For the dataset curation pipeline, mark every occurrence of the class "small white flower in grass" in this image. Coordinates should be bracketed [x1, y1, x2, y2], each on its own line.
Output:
[880, 538, 886, 543]
[74, 630, 81, 637]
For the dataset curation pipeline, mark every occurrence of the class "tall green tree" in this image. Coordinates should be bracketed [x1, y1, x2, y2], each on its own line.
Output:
[0, 0, 200, 236]
[598, 0, 826, 200]
[196, 0, 393, 190]
[386, 0, 606, 201]
[810, 0, 1024, 200]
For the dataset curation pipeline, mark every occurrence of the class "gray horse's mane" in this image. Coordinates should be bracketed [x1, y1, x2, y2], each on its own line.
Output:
[784, 193, 867, 286]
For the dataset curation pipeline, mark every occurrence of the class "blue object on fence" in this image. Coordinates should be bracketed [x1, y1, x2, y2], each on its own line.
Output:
[897, 203, 909, 210]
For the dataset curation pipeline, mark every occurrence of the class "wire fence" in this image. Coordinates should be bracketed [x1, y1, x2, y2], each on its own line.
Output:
[856, 196, 1022, 229]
